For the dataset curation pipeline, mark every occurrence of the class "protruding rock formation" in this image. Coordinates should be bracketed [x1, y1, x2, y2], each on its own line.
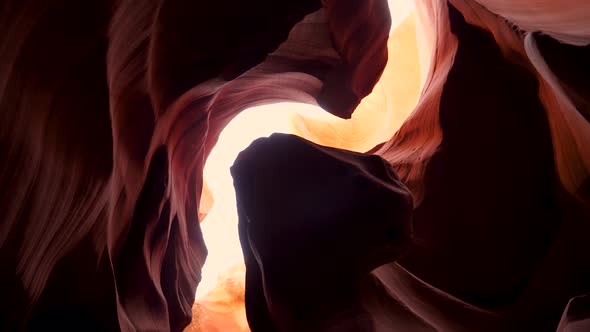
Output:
[231, 133, 413, 331]
[556, 294, 590, 332]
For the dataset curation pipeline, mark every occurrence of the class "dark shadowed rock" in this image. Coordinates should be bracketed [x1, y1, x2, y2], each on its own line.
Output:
[231, 133, 413, 331]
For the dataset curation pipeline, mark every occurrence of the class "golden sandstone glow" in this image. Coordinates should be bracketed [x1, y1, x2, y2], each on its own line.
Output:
[188, 3, 422, 331]
[197, 102, 329, 300]
[291, 7, 423, 152]
[190, 103, 330, 332]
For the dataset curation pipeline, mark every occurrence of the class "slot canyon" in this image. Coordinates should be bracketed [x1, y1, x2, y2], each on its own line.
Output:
[1, 0, 589, 331]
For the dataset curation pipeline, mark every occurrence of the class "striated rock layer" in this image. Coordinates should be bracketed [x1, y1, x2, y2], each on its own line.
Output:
[0, 0, 589, 331]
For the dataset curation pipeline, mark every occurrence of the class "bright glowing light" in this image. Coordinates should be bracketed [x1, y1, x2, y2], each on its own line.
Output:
[192, 3, 421, 329]
[196, 102, 333, 300]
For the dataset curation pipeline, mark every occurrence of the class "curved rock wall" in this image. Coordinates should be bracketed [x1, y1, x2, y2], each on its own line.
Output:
[0, 0, 588, 331]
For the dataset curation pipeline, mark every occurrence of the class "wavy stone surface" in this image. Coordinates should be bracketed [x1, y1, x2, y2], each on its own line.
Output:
[0, 0, 589, 331]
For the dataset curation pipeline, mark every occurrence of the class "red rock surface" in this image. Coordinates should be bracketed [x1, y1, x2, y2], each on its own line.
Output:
[0, 0, 589, 331]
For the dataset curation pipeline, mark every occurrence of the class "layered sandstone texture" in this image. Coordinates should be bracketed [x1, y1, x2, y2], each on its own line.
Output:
[0, 0, 589, 331]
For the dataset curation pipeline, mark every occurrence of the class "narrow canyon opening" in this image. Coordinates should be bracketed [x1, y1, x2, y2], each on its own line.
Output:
[192, 103, 333, 332]
[187, 3, 424, 330]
